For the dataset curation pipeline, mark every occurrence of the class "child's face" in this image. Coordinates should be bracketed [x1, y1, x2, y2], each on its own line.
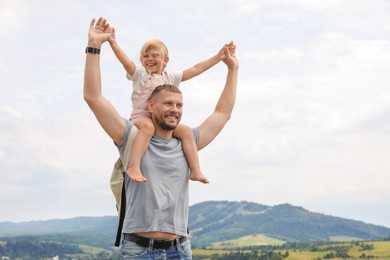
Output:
[141, 49, 169, 74]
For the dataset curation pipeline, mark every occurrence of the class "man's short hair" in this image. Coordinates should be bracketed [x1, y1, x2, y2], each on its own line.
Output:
[149, 84, 182, 100]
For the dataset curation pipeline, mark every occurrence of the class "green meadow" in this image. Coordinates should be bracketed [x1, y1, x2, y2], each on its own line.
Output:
[193, 240, 390, 259]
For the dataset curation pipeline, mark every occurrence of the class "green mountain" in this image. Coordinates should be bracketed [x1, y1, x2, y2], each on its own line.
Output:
[0, 216, 118, 248]
[1, 201, 389, 248]
[189, 201, 390, 246]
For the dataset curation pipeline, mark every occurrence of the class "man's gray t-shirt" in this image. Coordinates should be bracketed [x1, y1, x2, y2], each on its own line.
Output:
[117, 119, 199, 237]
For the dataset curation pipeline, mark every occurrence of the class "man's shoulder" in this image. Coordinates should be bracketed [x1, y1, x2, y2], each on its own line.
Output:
[117, 119, 138, 147]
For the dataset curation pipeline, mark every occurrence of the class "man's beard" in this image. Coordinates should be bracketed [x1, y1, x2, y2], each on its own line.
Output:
[161, 122, 176, 131]
[154, 112, 180, 131]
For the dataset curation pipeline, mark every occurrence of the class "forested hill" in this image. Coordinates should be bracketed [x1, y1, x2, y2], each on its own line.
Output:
[1, 200, 389, 248]
[189, 201, 390, 246]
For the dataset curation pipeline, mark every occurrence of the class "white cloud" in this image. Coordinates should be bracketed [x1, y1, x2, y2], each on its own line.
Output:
[243, 49, 303, 63]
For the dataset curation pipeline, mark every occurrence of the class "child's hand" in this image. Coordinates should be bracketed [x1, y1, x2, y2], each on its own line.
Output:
[217, 41, 236, 61]
[226, 41, 236, 56]
[216, 44, 227, 60]
[107, 27, 116, 44]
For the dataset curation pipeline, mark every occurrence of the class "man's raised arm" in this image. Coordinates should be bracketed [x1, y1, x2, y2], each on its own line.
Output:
[197, 43, 239, 150]
[83, 17, 125, 145]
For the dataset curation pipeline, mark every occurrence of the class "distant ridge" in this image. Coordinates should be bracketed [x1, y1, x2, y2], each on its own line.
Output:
[189, 201, 390, 246]
[0, 216, 117, 236]
[1, 201, 389, 248]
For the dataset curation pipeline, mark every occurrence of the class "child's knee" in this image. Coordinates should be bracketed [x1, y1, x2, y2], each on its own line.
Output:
[142, 120, 155, 134]
[174, 125, 193, 139]
[134, 118, 155, 133]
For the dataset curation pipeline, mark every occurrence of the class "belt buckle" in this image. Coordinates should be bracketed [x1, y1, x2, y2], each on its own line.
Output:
[153, 238, 175, 249]
[168, 239, 175, 247]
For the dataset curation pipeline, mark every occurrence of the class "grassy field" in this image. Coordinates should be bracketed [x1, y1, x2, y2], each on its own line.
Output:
[281, 241, 390, 259]
[2, 236, 389, 259]
[193, 240, 390, 259]
[211, 234, 285, 248]
[78, 244, 108, 254]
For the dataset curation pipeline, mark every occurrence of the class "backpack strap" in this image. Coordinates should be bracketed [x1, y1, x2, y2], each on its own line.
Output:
[115, 125, 138, 247]
[115, 172, 127, 246]
[122, 125, 138, 171]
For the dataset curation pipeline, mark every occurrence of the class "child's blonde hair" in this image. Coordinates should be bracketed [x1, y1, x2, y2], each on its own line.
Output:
[139, 39, 169, 61]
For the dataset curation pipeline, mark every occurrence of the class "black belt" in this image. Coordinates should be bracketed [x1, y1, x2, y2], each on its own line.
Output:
[123, 233, 188, 249]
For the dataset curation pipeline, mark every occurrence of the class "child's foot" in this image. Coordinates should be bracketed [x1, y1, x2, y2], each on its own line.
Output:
[127, 165, 148, 182]
[189, 170, 209, 184]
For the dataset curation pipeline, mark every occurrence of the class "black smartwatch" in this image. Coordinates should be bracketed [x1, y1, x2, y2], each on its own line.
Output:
[85, 47, 100, 54]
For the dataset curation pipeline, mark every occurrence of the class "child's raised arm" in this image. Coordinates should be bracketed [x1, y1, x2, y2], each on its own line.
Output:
[181, 41, 234, 82]
[108, 27, 136, 76]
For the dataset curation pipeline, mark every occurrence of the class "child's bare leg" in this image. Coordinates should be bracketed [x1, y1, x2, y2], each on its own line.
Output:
[128, 117, 154, 182]
[174, 124, 209, 184]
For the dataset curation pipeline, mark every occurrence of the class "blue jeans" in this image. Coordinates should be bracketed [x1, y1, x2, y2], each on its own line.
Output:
[120, 238, 192, 259]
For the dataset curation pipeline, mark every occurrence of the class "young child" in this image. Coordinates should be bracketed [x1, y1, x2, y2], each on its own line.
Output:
[108, 27, 233, 184]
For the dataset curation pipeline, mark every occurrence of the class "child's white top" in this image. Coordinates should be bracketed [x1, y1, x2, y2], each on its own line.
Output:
[126, 66, 183, 120]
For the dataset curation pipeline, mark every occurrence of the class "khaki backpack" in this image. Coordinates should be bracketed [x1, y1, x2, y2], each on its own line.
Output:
[110, 125, 138, 246]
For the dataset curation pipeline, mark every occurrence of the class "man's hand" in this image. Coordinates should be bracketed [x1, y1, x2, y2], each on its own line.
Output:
[216, 41, 236, 61]
[223, 42, 238, 69]
[87, 17, 112, 48]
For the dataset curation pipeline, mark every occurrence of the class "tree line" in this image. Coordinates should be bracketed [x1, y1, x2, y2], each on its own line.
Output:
[0, 237, 82, 258]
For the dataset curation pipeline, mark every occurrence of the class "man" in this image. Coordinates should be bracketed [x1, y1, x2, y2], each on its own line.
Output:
[84, 17, 238, 259]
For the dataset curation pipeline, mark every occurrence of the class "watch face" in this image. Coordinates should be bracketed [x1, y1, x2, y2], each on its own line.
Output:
[85, 47, 100, 54]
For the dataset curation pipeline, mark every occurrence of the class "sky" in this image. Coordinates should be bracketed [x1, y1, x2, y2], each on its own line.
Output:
[1, 0, 390, 228]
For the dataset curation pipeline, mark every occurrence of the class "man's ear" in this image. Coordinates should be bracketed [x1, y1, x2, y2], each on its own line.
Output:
[147, 100, 153, 113]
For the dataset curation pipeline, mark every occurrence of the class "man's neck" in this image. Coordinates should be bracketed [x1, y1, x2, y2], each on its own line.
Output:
[154, 128, 174, 140]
